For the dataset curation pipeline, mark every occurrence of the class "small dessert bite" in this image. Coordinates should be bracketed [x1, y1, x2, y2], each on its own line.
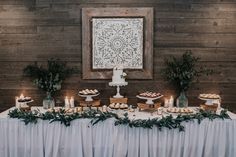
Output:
[78, 89, 99, 95]
[138, 91, 162, 98]
[199, 93, 220, 99]
[109, 103, 128, 109]
[115, 103, 120, 109]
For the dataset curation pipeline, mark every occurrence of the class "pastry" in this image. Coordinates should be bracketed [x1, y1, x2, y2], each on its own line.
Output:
[79, 89, 99, 95]
[199, 94, 220, 99]
[115, 103, 120, 109]
[138, 91, 162, 98]
[167, 107, 193, 113]
[109, 103, 128, 109]
[109, 103, 115, 108]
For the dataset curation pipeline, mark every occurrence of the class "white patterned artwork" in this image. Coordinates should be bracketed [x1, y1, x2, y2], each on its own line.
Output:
[92, 18, 143, 69]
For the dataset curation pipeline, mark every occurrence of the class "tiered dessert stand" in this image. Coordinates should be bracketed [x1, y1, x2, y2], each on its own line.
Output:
[78, 93, 100, 102]
[17, 100, 34, 111]
[198, 97, 220, 105]
[136, 95, 163, 105]
[199, 96, 220, 112]
[109, 82, 128, 98]
[78, 93, 100, 108]
[136, 95, 163, 112]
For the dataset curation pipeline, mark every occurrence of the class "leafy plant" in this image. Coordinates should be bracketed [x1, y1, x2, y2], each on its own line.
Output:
[162, 51, 213, 92]
[8, 108, 230, 131]
[23, 59, 75, 95]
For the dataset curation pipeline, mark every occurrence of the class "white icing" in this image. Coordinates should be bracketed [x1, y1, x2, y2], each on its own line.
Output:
[111, 66, 127, 84]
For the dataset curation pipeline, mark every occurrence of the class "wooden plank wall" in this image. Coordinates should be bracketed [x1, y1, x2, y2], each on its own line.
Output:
[0, 0, 236, 112]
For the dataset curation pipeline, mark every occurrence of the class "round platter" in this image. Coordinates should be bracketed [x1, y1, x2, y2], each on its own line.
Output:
[198, 97, 220, 105]
[18, 100, 34, 104]
[109, 106, 128, 110]
[136, 95, 163, 105]
[164, 107, 194, 114]
[78, 93, 100, 102]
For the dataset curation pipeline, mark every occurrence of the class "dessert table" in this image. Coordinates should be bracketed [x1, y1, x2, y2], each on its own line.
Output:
[0, 107, 236, 157]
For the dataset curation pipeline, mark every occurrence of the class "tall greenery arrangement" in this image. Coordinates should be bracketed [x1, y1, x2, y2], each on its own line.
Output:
[162, 51, 212, 93]
[23, 59, 75, 95]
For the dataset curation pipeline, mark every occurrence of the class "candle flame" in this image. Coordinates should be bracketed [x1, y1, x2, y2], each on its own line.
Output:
[19, 94, 24, 99]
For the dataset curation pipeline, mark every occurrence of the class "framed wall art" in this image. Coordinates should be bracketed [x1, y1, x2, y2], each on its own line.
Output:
[82, 7, 153, 79]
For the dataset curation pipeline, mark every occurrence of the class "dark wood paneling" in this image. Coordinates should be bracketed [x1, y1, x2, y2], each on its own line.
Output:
[0, 0, 236, 113]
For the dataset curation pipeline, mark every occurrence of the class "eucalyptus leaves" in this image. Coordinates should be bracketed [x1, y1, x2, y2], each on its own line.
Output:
[23, 59, 75, 95]
[8, 108, 230, 132]
[162, 51, 213, 93]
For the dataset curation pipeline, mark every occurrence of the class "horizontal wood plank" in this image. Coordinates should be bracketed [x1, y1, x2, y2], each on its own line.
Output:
[0, 0, 235, 113]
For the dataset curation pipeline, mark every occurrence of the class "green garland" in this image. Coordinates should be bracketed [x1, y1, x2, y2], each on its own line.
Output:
[8, 108, 231, 131]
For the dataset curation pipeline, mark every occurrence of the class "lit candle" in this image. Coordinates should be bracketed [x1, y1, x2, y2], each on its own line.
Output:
[164, 98, 169, 108]
[19, 93, 24, 99]
[65, 96, 70, 108]
[169, 96, 174, 107]
[15, 96, 19, 108]
[70, 97, 74, 108]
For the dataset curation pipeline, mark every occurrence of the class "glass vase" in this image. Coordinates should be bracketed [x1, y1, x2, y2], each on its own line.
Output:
[43, 92, 55, 109]
[176, 91, 188, 108]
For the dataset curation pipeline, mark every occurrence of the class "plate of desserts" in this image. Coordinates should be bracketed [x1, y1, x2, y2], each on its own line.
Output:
[136, 91, 163, 105]
[137, 91, 163, 98]
[18, 96, 33, 103]
[199, 94, 220, 100]
[109, 103, 129, 110]
[78, 89, 100, 101]
[198, 93, 221, 105]
[78, 89, 99, 96]
[166, 107, 193, 114]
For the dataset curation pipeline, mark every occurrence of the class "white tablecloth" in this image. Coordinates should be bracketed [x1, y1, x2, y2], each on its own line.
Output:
[0, 107, 236, 157]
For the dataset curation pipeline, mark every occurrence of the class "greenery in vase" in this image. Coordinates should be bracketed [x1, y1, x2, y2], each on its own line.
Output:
[162, 51, 213, 93]
[23, 59, 75, 95]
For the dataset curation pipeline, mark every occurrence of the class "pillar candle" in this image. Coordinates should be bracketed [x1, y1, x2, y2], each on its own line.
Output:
[164, 98, 169, 108]
[70, 97, 75, 108]
[65, 96, 70, 108]
[15, 97, 19, 108]
[169, 96, 174, 107]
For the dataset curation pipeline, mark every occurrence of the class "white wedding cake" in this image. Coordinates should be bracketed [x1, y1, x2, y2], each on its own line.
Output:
[109, 66, 128, 98]
[111, 66, 127, 84]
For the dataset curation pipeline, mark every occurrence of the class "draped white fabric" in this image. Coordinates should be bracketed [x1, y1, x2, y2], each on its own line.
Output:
[0, 108, 236, 157]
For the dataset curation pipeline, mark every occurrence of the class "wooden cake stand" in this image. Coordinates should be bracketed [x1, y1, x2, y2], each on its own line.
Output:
[110, 97, 128, 104]
[136, 95, 163, 111]
[79, 100, 100, 107]
[199, 97, 220, 112]
[200, 104, 218, 112]
[137, 102, 161, 112]
[78, 93, 100, 108]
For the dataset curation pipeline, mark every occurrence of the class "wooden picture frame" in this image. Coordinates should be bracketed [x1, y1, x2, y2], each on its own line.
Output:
[82, 7, 153, 79]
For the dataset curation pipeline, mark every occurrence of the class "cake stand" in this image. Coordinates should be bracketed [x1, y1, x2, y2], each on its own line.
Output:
[78, 93, 100, 102]
[17, 100, 34, 110]
[18, 100, 34, 104]
[198, 97, 220, 105]
[17, 100, 34, 106]
[109, 82, 128, 98]
[136, 95, 163, 105]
